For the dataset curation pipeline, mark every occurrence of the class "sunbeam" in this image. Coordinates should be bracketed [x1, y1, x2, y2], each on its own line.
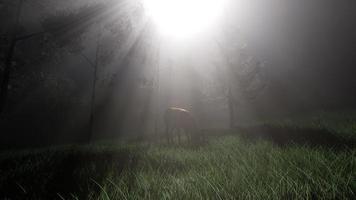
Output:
[1, 0, 356, 198]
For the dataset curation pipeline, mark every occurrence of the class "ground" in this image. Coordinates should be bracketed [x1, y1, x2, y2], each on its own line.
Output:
[1, 112, 356, 199]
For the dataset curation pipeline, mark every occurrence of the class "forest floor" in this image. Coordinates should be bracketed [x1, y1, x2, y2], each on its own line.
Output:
[1, 112, 356, 199]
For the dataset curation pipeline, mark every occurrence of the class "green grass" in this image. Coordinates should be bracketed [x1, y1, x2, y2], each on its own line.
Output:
[1, 111, 356, 199]
[99, 137, 356, 200]
[1, 134, 355, 199]
[260, 111, 356, 139]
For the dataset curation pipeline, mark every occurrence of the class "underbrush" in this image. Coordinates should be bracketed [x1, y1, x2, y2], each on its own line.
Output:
[259, 111, 356, 139]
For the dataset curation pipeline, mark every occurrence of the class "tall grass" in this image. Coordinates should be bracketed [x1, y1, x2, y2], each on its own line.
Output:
[91, 136, 356, 200]
[1, 126, 355, 199]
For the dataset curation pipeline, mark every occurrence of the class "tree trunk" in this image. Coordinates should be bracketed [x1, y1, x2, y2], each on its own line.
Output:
[227, 86, 235, 129]
[0, 0, 23, 115]
[0, 40, 16, 114]
[88, 65, 97, 142]
[88, 42, 100, 143]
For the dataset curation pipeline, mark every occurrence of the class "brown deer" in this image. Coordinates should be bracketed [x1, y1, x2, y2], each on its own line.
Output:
[164, 107, 203, 144]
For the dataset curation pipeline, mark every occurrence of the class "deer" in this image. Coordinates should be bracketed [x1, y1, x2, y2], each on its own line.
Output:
[164, 107, 204, 144]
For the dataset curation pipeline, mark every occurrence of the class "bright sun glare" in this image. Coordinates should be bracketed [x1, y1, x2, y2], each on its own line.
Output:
[144, 0, 227, 38]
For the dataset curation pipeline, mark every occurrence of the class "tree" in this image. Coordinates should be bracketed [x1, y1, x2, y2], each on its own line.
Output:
[0, 0, 118, 115]
[215, 29, 268, 128]
[41, 2, 137, 142]
[79, 35, 101, 143]
[0, 0, 24, 114]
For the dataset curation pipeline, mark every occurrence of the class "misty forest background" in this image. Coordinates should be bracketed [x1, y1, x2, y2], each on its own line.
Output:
[1, 0, 356, 149]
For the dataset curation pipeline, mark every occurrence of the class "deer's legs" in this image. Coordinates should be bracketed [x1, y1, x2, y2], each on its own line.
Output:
[177, 129, 182, 144]
[186, 129, 192, 143]
[166, 125, 172, 144]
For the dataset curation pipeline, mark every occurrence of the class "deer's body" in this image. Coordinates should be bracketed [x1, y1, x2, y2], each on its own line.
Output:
[164, 107, 197, 143]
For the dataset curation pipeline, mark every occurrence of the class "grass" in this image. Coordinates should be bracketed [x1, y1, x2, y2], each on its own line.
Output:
[259, 110, 356, 139]
[1, 137, 355, 199]
[101, 138, 355, 200]
[1, 112, 356, 199]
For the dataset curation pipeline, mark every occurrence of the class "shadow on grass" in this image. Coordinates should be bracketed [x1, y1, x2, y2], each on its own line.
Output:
[236, 125, 356, 150]
[0, 147, 141, 199]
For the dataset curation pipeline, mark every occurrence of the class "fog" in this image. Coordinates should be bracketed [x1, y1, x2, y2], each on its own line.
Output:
[0, 0, 355, 147]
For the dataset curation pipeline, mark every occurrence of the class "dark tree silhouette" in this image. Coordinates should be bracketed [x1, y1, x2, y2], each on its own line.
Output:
[215, 31, 268, 128]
